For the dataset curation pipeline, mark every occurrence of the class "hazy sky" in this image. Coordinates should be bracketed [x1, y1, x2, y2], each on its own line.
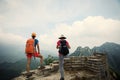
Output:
[0, 0, 120, 53]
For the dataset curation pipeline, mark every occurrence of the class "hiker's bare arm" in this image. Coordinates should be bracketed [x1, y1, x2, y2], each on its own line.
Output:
[56, 41, 60, 49]
[56, 45, 60, 49]
[37, 43, 40, 53]
[68, 44, 71, 49]
[66, 42, 71, 49]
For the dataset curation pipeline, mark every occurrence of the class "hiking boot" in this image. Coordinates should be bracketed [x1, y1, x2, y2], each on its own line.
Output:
[38, 66, 45, 70]
[60, 77, 64, 80]
[26, 72, 32, 78]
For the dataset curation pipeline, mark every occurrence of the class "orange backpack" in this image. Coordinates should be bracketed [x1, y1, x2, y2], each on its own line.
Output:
[25, 38, 35, 53]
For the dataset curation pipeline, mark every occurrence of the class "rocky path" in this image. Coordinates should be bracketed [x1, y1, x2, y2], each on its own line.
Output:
[13, 70, 98, 80]
[13, 71, 72, 80]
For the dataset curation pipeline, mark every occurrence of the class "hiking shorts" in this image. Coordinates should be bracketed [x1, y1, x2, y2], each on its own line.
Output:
[26, 52, 40, 58]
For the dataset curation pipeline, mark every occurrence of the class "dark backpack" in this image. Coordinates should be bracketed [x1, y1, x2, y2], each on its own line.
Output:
[59, 40, 69, 56]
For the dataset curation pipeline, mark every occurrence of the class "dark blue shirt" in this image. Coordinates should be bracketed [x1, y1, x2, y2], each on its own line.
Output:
[34, 39, 39, 47]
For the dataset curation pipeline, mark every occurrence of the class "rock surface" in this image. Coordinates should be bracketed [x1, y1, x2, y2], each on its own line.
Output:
[13, 53, 115, 80]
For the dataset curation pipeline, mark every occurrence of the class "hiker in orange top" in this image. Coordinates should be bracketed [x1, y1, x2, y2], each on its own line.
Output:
[25, 32, 45, 77]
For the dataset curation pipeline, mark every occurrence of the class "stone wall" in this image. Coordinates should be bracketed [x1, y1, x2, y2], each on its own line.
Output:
[64, 53, 110, 80]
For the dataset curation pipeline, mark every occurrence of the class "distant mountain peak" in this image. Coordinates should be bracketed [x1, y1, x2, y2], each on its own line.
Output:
[70, 46, 92, 56]
[102, 42, 120, 46]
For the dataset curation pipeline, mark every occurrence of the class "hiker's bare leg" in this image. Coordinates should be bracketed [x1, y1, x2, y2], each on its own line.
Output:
[38, 55, 45, 69]
[39, 55, 43, 64]
[26, 58, 31, 73]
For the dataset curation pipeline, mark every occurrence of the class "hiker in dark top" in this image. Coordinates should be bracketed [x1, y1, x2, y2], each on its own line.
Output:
[56, 34, 71, 80]
[25, 32, 45, 77]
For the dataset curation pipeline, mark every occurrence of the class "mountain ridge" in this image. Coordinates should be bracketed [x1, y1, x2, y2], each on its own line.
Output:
[70, 42, 120, 75]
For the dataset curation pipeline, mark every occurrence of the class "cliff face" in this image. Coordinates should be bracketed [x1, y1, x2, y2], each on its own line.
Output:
[13, 53, 115, 80]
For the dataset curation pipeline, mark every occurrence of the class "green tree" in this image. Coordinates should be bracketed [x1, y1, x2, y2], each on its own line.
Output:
[44, 55, 55, 65]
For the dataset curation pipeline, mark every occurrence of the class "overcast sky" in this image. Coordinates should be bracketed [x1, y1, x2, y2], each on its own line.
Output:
[0, 0, 120, 54]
